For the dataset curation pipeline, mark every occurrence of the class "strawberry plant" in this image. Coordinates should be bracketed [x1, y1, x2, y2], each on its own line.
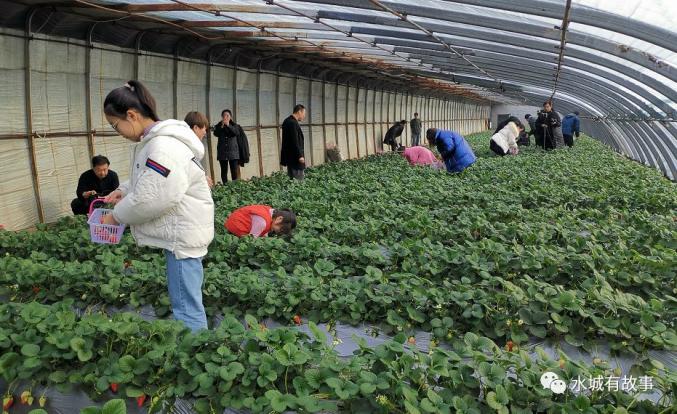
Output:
[0, 132, 675, 412]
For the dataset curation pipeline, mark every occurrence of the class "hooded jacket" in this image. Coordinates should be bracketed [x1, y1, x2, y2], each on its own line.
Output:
[561, 113, 581, 136]
[491, 121, 520, 154]
[113, 119, 215, 259]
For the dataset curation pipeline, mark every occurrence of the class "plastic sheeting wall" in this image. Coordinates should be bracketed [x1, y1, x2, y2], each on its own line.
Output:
[0, 28, 490, 230]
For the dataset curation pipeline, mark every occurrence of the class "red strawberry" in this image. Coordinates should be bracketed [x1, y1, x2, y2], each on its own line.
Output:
[293, 315, 302, 326]
[110, 383, 118, 393]
[3, 395, 14, 410]
[136, 394, 146, 407]
[32, 286, 40, 294]
[506, 340, 514, 352]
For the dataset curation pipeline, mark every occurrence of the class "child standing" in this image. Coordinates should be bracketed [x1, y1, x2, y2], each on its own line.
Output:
[101, 80, 214, 332]
[225, 205, 296, 238]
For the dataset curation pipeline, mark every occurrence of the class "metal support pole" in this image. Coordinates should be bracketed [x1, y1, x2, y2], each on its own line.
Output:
[172, 41, 180, 119]
[205, 49, 216, 182]
[233, 55, 240, 178]
[133, 31, 145, 80]
[24, 9, 44, 223]
[380, 88, 385, 152]
[307, 77, 313, 166]
[321, 78, 327, 162]
[292, 75, 297, 109]
[334, 80, 339, 153]
[85, 24, 96, 160]
[345, 80, 350, 158]
[354, 82, 360, 158]
[364, 87, 370, 155]
[372, 87, 377, 153]
[385, 89, 391, 151]
[256, 62, 264, 176]
[275, 65, 282, 171]
[404, 91, 409, 146]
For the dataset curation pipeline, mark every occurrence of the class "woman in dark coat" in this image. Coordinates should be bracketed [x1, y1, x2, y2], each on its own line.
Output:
[213, 109, 240, 182]
[536, 100, 562, 150]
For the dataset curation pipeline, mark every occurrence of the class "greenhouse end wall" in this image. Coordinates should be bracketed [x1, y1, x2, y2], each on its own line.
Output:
[0, 28, 490, 230]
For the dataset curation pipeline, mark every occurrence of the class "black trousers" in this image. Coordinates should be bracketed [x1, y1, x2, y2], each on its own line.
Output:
[535, 134, 543, 148]
[563, 134, 574, 147]
[490, 139, 508, 156]
[219, 159, 239, 183]
[71, 198, 89, 215]
[287, 166, 305, 180]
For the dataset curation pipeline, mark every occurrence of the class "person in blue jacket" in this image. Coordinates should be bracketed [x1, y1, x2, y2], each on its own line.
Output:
[561, 111, 580, 147]
[426, 128, 476, 173]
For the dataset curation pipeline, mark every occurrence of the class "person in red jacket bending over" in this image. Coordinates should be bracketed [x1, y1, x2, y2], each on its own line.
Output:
[225, 205, 297, 237]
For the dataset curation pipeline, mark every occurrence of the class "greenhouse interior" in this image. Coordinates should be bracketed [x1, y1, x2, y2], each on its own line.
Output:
[0, 0, 675, 413]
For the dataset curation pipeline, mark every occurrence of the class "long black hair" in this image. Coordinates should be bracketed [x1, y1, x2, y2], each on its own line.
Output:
[104, 80, 160, 121]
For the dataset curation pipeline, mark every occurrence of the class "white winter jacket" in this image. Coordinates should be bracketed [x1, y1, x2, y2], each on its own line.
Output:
[113, 120, 215, 259]
[491, 121, 520, 154]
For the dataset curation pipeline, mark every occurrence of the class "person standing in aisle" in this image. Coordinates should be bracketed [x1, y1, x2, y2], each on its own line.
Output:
[410, 113, 422, 146]
[426, 128, 476, 173]
[101, 80, 214, 333]
[280, 104, 306, 180]
[536, 100, 562, 150]
[561, 111, 581, 147]
[213, 109, 240, 183]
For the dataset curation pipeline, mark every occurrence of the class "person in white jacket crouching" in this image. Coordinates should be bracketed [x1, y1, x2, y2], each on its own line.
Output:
[490, 121, 524, 156]
[101, 80, 214, 333]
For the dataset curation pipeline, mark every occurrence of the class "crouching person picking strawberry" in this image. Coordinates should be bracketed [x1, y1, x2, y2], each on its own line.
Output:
[101, 80, 214, 333]
[225, 205, 296, 238]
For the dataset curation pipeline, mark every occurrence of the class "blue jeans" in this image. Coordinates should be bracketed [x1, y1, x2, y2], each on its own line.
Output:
[165, 250, 207, 332]
[412, 132, 421, 147]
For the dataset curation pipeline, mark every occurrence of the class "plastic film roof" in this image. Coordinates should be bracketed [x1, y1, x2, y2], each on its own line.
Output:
[1, 0, 676, 177]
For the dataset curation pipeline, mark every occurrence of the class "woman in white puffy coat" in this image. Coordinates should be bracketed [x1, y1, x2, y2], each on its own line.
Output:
[101, 80, 214, 333]
[490, 121, 524, 156]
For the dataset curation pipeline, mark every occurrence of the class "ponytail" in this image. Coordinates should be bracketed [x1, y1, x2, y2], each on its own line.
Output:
[104, 80, 160, 122]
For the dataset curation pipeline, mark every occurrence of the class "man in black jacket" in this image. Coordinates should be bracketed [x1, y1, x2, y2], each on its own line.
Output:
[384, 120, 406, 152]
[71, 155, 119, 215]
[536, 100, 562, 150]
[281, 104, 306, 180]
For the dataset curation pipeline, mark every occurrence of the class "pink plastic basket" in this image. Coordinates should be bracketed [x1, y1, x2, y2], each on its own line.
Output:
[87, 199, 125, 245]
